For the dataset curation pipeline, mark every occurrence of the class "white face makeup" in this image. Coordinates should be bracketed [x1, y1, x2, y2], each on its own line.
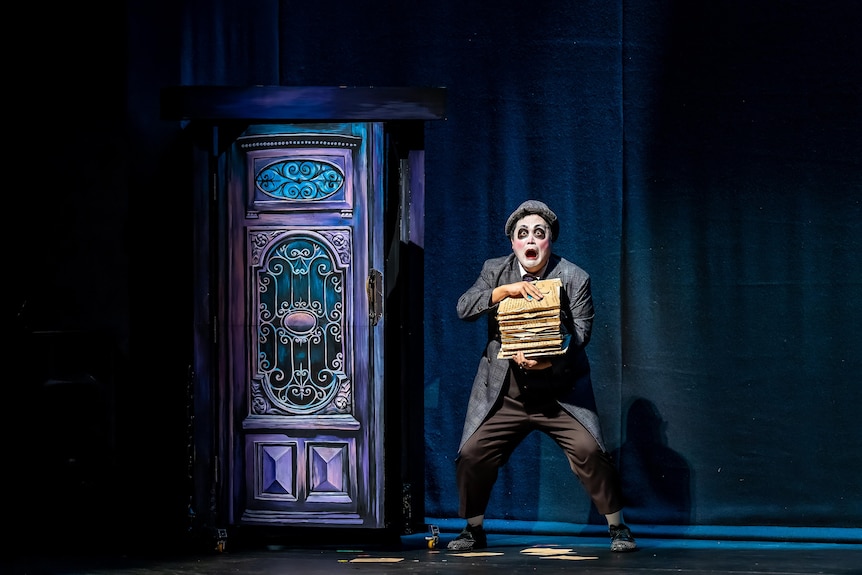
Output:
[510, 214, 552, 273]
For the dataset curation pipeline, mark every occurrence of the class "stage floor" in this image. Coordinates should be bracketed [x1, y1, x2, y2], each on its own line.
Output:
[7, 531, 862, 575]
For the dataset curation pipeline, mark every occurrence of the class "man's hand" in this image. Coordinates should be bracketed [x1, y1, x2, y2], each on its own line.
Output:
[493, 280, 544, 304]
[512, 351, 552, 371]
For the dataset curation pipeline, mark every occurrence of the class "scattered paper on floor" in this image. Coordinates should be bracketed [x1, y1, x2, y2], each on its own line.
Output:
[448, 551, 506, 557]
[521, 546, 598, 560]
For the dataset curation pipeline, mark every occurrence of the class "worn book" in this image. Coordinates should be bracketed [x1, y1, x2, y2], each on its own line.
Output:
[497, 278, 568, 358]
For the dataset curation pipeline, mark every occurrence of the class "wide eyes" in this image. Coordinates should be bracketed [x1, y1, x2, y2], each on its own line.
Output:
[517, 226, 547, 240]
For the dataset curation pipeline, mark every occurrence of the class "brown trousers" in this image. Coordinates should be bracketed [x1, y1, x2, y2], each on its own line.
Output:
[456, 372, 623, 519]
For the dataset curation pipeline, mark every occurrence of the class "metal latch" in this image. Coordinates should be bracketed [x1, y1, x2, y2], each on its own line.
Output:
[367, 268, 383, 326]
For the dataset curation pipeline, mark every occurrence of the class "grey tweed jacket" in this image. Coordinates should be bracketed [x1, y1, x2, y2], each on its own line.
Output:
[455, 252, 606, 453]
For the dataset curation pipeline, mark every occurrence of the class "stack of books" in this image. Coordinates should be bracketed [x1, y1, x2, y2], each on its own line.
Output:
[496, 278, 568, 358]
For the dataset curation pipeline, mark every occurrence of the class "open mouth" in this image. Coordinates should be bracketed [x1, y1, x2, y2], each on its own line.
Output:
[525, 248, 538, 259]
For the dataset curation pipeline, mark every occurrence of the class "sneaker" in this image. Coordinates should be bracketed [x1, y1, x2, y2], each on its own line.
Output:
[609, 523, 637, 552]
[446, 524, 487, 551]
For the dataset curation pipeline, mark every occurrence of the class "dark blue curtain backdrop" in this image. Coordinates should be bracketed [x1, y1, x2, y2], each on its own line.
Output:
[123, 0, 858, 536]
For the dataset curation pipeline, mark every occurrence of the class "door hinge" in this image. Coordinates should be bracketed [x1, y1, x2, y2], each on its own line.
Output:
[367, 269, 383, 326]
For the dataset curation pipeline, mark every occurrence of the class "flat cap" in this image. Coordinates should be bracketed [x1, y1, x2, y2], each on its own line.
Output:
[504, 200, 559, 241]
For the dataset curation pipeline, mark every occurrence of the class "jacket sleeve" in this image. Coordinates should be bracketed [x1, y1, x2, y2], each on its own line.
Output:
[544, 265, 594, 378]
[456, 257, 508, 321]
[564, 272, 594, 350]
